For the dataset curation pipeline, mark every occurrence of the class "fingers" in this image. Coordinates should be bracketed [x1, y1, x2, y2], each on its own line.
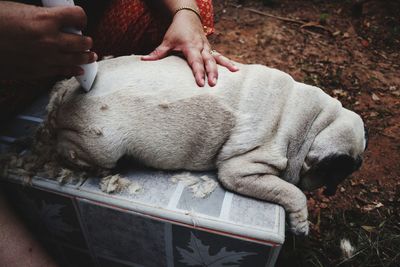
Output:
[142, 43, 238, 87]
[201, 49, 238, 87]
[201, 49, 218, 87]
[19, 65, 84, 79]
[56, 6, 87, 31]
[185, 48, 239, 87]
[212, 51, 239, 72]
[185, 48, 206, 87]
[52, 7, 95, 72]
[52, 65, 84, 77]
[59, 34, 93, 52]
[57, 51, 97, 66]
[141, 43, 170, 61]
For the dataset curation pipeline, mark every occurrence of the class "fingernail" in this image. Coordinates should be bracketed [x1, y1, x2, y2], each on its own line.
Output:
[86, 37, 93, 49]
[233, 65, 239, 71]
[209, 77, 217, 87]
[89, 52, 97, 62]
[200, 78, 205, 87]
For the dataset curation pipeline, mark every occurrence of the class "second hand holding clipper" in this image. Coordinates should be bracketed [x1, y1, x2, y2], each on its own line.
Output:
[42, 0, 98, 92]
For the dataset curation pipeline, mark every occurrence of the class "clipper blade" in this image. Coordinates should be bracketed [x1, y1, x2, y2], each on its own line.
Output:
[76, 62, 98, 92]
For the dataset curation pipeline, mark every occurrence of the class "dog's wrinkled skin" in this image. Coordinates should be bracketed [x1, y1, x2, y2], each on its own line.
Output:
[47, 56, 367, 235]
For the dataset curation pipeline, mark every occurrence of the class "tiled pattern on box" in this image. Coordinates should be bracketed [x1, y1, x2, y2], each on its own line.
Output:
[77, 199, 276, 267]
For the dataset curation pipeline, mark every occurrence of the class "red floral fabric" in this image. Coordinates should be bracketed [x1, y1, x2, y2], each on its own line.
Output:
[91, 0, 215, 57]
[197, 0, 214, 35]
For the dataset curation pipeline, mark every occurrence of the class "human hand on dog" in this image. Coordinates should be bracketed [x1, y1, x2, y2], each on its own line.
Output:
[141, 9, 239, 87]
[0, 2, 96, 79]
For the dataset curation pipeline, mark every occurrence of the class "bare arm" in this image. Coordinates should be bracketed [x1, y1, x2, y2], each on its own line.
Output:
[142, 0, 238, 87]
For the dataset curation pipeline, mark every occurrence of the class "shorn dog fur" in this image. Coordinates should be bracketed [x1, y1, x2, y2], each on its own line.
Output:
[47, 56, 367, 235]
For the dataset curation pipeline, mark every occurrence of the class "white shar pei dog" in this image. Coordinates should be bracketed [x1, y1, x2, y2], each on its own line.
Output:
[47, 55, 367, 235]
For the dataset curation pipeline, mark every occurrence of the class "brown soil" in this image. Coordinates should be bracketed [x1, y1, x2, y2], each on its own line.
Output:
[210, 0, 400, 266]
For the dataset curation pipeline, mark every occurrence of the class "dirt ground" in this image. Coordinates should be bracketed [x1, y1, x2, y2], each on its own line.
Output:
[209, 0, 400, 266]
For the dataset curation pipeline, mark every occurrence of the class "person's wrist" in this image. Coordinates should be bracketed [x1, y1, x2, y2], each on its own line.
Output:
[173, 6, 202, 23]
[172, 7, 203, 29]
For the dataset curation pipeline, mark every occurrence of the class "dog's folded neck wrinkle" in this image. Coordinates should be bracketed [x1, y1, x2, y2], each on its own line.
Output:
[283, 110, 322, 185]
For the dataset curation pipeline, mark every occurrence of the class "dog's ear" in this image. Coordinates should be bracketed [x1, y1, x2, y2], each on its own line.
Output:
[311, 154, 362, 196]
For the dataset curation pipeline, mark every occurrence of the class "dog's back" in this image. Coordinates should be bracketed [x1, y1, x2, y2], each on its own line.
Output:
[50, 56, 241, 170]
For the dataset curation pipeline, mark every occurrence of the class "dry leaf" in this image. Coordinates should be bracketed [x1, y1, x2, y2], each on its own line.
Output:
[361, 39, 369, 47]
[361, 225, 376, 232]
[361, 202, 384, 212]
[391, 90, 400, 97]
[301, 21, 321, 28]
[300, 21, 332, 34]
[322, 197, 330, 203]
[369, 187, 379, 193]
[371, 93, 380, 101]
[332, 89, 348, 97]
[369, 111, 379, 117]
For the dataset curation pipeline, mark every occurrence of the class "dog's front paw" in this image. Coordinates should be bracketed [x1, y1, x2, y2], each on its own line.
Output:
[288, 207, 309, 236]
